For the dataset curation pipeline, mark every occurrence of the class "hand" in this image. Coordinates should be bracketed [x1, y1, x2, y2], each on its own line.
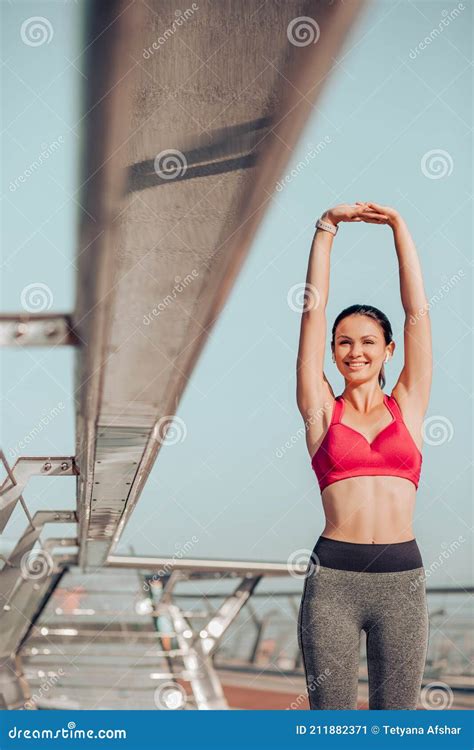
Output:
[322, 203, 388, 226]
[356, 201, 401, 228]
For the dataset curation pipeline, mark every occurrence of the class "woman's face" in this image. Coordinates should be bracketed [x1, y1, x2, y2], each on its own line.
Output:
[332, 314, 394, 384]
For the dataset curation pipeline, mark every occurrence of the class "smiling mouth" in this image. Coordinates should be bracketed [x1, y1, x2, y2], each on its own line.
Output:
[345, 361, 369, 368]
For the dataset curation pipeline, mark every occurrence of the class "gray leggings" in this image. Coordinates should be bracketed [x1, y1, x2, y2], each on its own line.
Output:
[297, 548, 430, 709]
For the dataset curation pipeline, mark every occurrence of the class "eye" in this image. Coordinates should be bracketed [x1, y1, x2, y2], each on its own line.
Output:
[364, 340, 375, 345]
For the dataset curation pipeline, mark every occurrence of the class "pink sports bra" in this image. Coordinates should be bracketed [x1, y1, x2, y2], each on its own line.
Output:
[311, 393, 422, 492]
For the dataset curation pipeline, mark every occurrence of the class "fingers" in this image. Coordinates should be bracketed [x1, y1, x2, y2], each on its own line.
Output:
[357, 204, 382, 217]
[352, 216, 388, 224]
[366, 201, 386, 211]
[348, 203, 389, 224]
[357, 201, 385, 212]
[359, 211, 388, 220]
[359, 213, 389, 223]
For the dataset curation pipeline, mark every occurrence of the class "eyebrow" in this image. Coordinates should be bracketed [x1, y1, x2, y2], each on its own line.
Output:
[336, 334, 378, 339]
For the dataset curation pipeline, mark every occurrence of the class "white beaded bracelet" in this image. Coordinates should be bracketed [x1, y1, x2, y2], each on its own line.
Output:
[315, 217, 338, 235]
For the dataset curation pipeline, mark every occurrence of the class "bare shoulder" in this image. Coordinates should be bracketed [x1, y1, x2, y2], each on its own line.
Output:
[298, 381, 337, 459]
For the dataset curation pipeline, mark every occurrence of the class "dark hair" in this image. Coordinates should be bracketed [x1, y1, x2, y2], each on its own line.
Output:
[330, 304, 393, 389]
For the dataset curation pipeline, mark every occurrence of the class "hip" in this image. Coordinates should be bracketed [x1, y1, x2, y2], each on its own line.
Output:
[311, 534, 424, 573]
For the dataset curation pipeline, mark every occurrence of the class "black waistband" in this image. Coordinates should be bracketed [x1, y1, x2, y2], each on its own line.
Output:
[312, 535, 423, 573]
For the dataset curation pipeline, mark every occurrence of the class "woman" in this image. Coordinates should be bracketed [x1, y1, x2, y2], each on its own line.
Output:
[296, 201, 432, 710]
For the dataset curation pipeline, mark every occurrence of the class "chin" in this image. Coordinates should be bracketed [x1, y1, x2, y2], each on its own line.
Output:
[343, 366, 374, 380]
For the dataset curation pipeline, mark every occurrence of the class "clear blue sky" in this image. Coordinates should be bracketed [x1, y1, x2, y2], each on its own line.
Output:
[1, 0, 472, 586]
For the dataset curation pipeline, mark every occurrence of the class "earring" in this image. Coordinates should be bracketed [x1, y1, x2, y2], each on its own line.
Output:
[384, 355, 389, 364]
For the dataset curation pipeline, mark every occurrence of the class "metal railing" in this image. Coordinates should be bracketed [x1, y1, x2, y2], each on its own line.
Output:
[16, 560, 474, 710]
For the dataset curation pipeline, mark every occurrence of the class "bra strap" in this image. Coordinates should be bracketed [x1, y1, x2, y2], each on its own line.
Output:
[386, 393, 402, 421]
[331, 396, 344, 424]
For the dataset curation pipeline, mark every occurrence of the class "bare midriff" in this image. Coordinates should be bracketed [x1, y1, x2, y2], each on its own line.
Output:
[320, 475, 417, 544]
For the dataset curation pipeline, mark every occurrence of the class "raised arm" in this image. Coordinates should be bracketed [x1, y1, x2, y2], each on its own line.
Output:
[365, 202, 433, 417]
[295, 214, 335, 417]
[296, 204, 388, 440]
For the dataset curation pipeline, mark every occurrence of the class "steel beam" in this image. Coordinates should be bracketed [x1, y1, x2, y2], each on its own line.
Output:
[0, 453, 76, 534]
[73, 0, 367, 569]
[0, 314, 77, 347]
[106, 554, 307, 577]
